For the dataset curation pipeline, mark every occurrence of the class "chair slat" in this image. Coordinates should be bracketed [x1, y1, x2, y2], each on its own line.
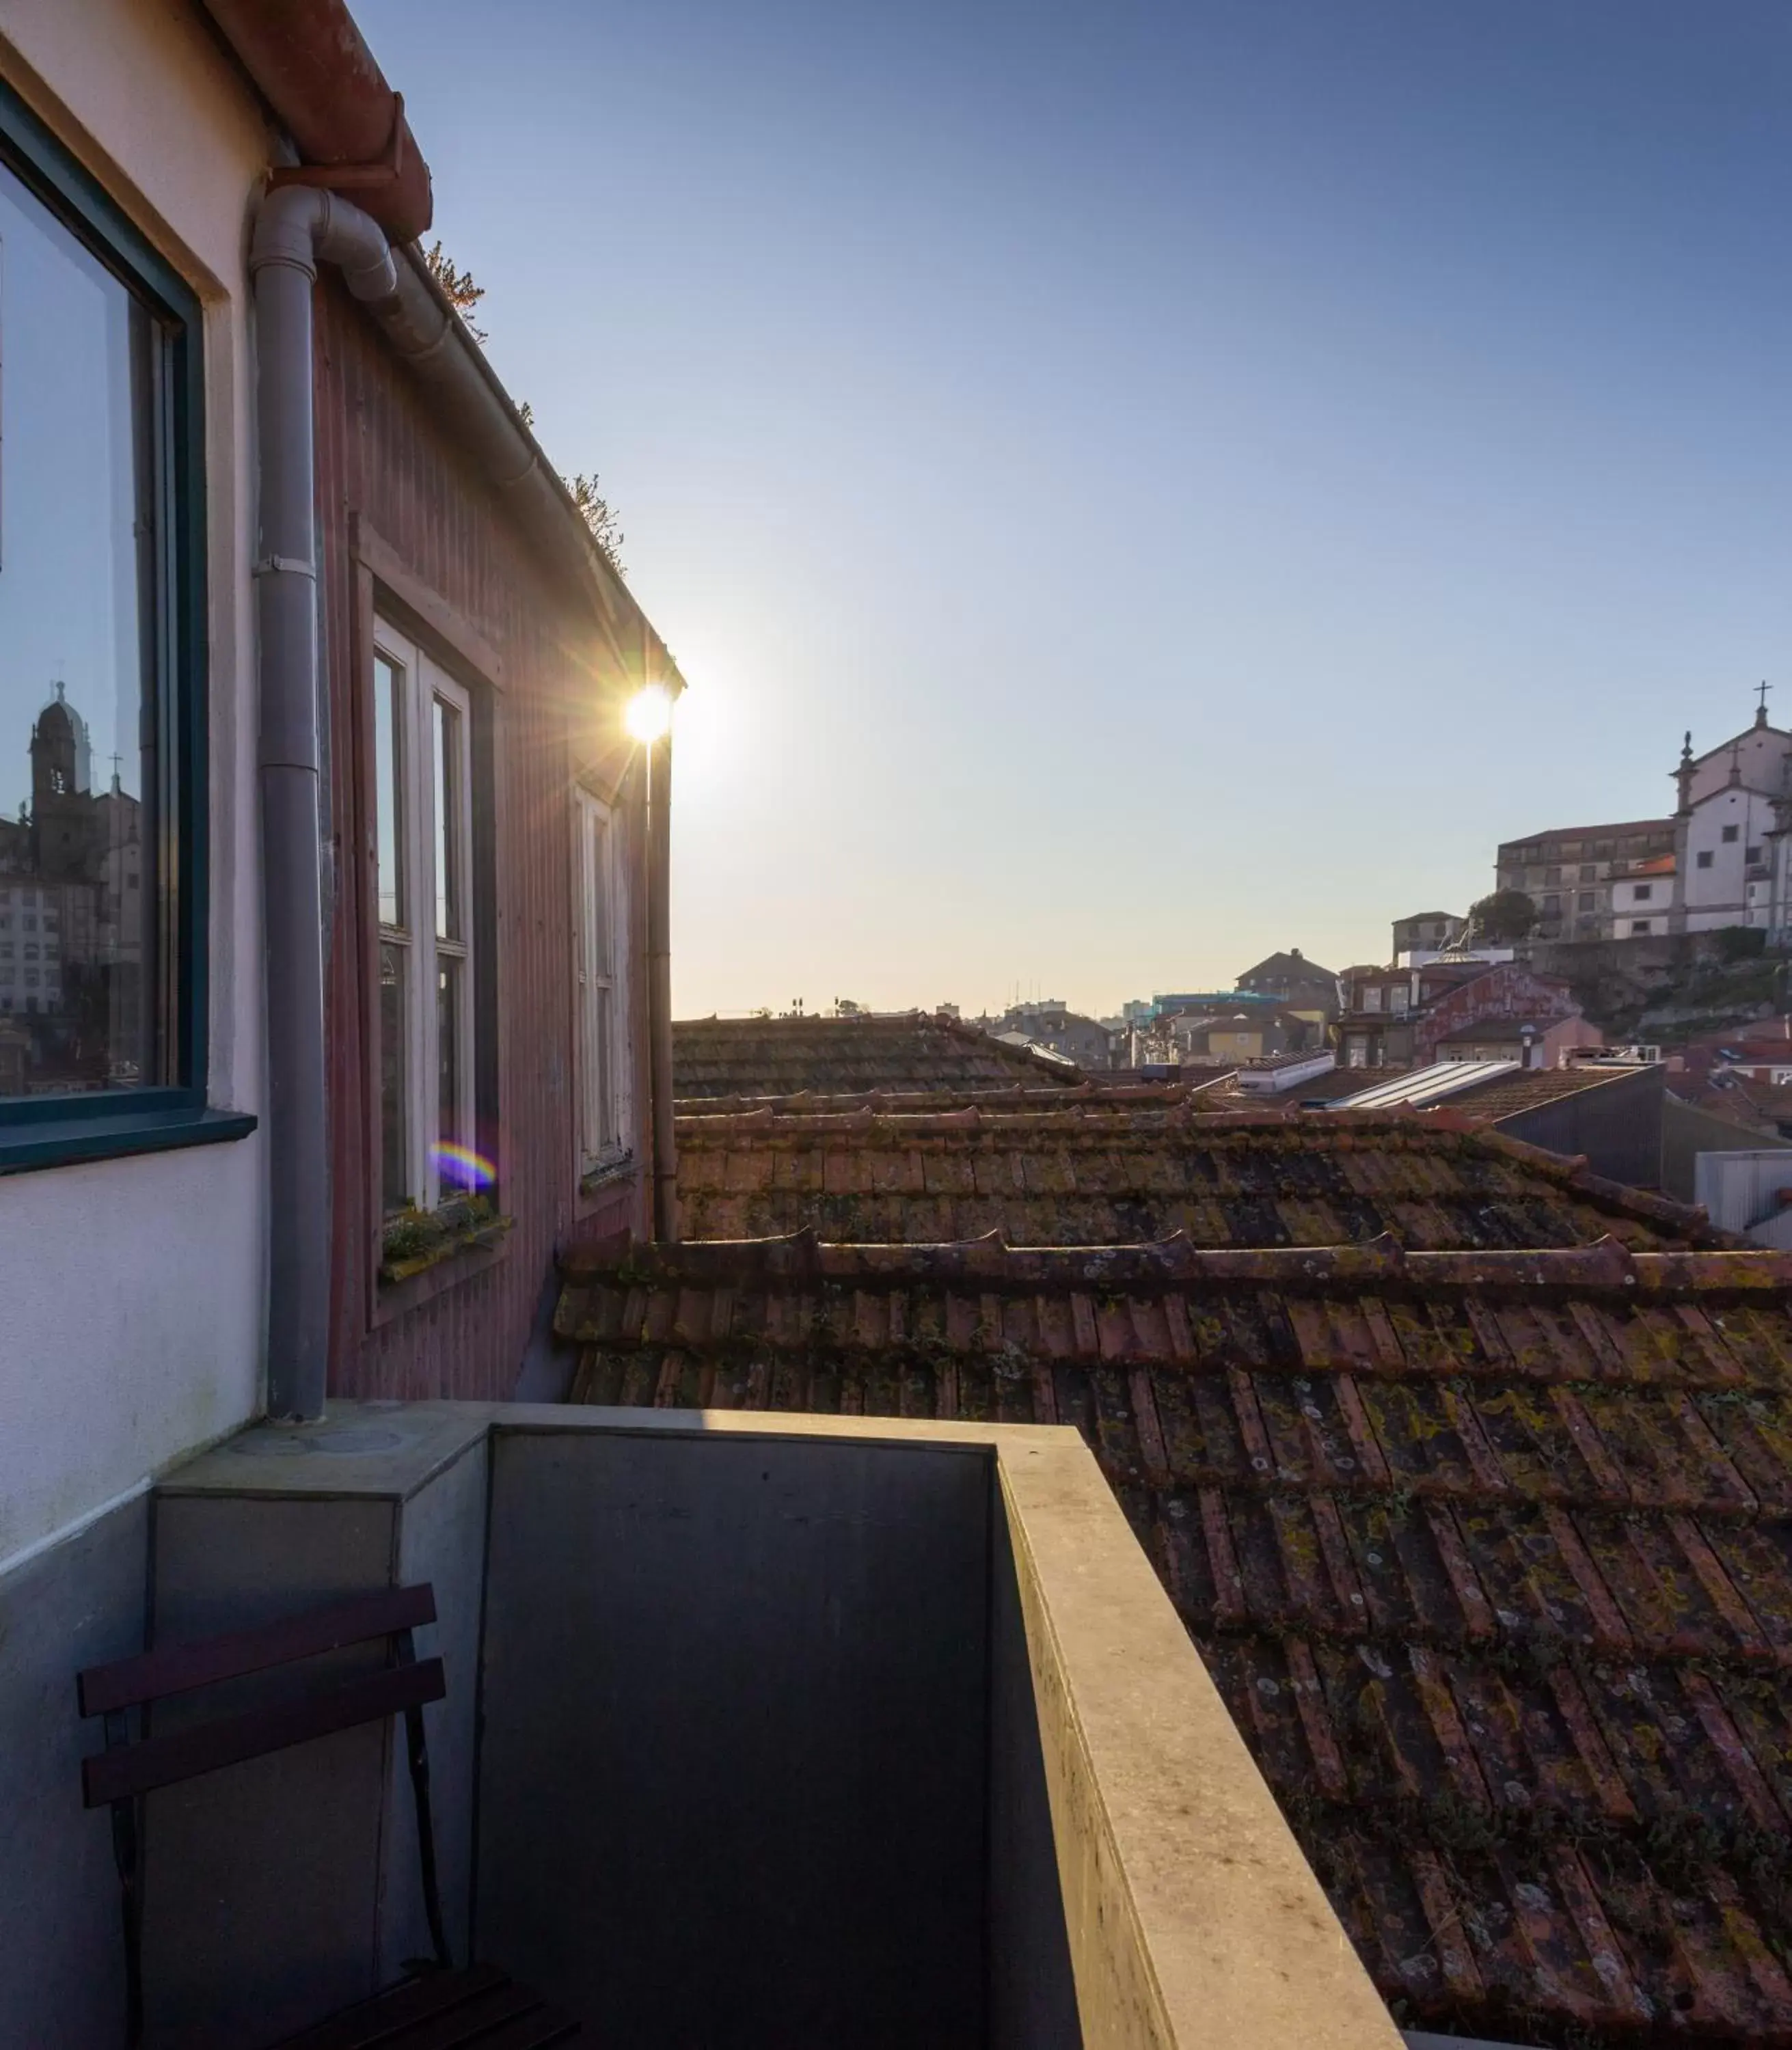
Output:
[428, 2006, 579, 2049]
[381, 1981, 542, 2045]
[78, 1584, 438, 1717]
[267, 1966, 508, 2050]
[82, 1658, 446, 1807]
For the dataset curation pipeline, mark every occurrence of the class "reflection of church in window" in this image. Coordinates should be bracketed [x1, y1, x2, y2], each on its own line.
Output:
[0, 682, 145, 1095]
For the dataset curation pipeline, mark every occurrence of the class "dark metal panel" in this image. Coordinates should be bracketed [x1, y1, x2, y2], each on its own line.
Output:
[1499, 1066, 1666, 1190]
[477, 1429, 990, 2046]
[313, 277, 649, 1400]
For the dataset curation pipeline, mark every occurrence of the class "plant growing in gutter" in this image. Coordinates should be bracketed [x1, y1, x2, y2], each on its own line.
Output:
[422, 239, 487, 342]
[421, 245, 626, 576]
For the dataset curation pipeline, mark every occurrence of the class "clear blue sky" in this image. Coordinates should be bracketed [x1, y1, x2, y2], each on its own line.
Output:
[355, 0, 1792, 1017]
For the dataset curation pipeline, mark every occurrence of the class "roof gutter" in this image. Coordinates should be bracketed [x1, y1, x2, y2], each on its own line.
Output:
[198, 0, 433, 239]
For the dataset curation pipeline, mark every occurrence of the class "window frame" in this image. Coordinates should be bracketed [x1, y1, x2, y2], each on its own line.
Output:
[0, 75, 247, 1173]
[574, 783, 633, 1181]
[371, 614, 479, 1218]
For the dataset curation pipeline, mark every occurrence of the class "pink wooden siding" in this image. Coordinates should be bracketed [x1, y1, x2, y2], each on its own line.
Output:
[314, 275, 651, 1399]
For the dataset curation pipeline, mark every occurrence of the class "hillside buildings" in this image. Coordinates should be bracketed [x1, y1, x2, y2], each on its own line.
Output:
[1336, 959, 1601, 1070]
[1493, 694, 1792, 942]
[1495, 815, 1678, 940]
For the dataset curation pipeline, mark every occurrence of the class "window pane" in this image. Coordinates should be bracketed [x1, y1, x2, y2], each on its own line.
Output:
[380, 942, 409, 1213]
[0, 157, 161, 1096]
[433, 697, 461, 942]
[593, 985, 614, 1153]
[437, 956, 462, 1151]
[375, 654, 403, 929]
[588, 808, 610, 977]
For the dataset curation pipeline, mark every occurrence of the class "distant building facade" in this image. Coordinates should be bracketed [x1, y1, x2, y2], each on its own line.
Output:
[1673, 705, 1791, 935]
[990, 1000, 1113, 1070]
[1337, 960, 1596, 1071]
[1391, 911, 1465, 959]
[1495, 817, 1677, 941]
[1234, 948, 1339, 1022]
[1171, 1005, 1316, 1064]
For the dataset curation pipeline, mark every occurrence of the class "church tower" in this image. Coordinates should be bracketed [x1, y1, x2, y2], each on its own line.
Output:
[29, 681, 97, 882]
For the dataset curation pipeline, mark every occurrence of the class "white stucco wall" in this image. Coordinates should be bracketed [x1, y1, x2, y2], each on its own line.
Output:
[1685, 723, 1791, 807]
[0, 0, 269, 1569]
[1683, 784, 1777, 932]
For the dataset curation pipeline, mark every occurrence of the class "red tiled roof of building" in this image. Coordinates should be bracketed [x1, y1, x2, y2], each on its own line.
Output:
[1497, 817, 1676, 848]
[671, 1103, 1718, 1264]
[673, 1011, 1084, 1102]
[562, 1224, 1792, 2044]
[1442, 1064, 1655, 1121]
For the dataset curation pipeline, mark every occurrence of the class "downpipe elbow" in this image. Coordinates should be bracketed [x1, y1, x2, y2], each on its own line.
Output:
[250, 184, 396, 301]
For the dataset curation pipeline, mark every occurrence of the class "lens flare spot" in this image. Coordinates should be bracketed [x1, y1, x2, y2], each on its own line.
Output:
[432, 1140, 496, 1192]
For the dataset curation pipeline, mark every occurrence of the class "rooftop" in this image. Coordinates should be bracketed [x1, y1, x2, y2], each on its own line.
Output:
[1497, 818, 1676, 849]
[1238, 950, 1338, 983]
[1441, 1063, 1661, 1121]
[668, 1100, 1717, 1254]
[673, 1012, 1084, 1102]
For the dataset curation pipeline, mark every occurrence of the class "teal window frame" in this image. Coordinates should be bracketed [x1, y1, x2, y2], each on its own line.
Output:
[0, 76, 252, 1173]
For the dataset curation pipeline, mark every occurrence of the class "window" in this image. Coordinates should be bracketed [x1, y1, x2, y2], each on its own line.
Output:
[576, 787, 631, 1171]
[372, 622, 478, 1217]
[1747, 845, 1762, 864]
[1545, 866, 1562, 886]
[1361, 985, 1383, 1013]
[1577, 890, 1595, 911]
[1634, 884, 1653, 902]
[1697, 850, 1713, 869]
[1579, 864, 1595, 883]
[0, 77, 236, 1164]
[1543, 894, 1561, 916]
[1723, 824, 1740, 843]
[1631, 920, 1652, 935]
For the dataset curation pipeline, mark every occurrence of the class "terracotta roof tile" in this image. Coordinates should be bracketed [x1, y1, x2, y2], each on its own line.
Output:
[561, 1225, 1792, 2042]
[672, 1104, 1722, 1253]
[673, 1012, 1083, 1099]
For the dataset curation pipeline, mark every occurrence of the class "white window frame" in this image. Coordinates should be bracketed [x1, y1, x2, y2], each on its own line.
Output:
[373, 618, 477, 1216]
[575, 785, 632, 1173]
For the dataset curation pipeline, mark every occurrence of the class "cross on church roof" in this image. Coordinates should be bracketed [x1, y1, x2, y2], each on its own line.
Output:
[1759, 680, 1772, 713]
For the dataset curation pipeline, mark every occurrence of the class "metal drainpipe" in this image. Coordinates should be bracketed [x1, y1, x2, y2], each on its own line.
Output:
[647, 734, 679, 1242]
[251, 187, 397, 1421]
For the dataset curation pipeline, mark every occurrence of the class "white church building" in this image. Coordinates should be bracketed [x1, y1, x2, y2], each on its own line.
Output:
[1672, 695, 1790, 935]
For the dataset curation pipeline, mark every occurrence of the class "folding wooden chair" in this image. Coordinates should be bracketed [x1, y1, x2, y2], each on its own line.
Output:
[77, 1583, 578, 2048]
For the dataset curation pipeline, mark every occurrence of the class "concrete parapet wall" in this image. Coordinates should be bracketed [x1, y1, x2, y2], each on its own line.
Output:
[12, 1402, 1400, 2050]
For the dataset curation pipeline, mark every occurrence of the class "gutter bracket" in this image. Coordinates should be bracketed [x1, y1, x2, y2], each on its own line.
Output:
[267, 92, 408, 198]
